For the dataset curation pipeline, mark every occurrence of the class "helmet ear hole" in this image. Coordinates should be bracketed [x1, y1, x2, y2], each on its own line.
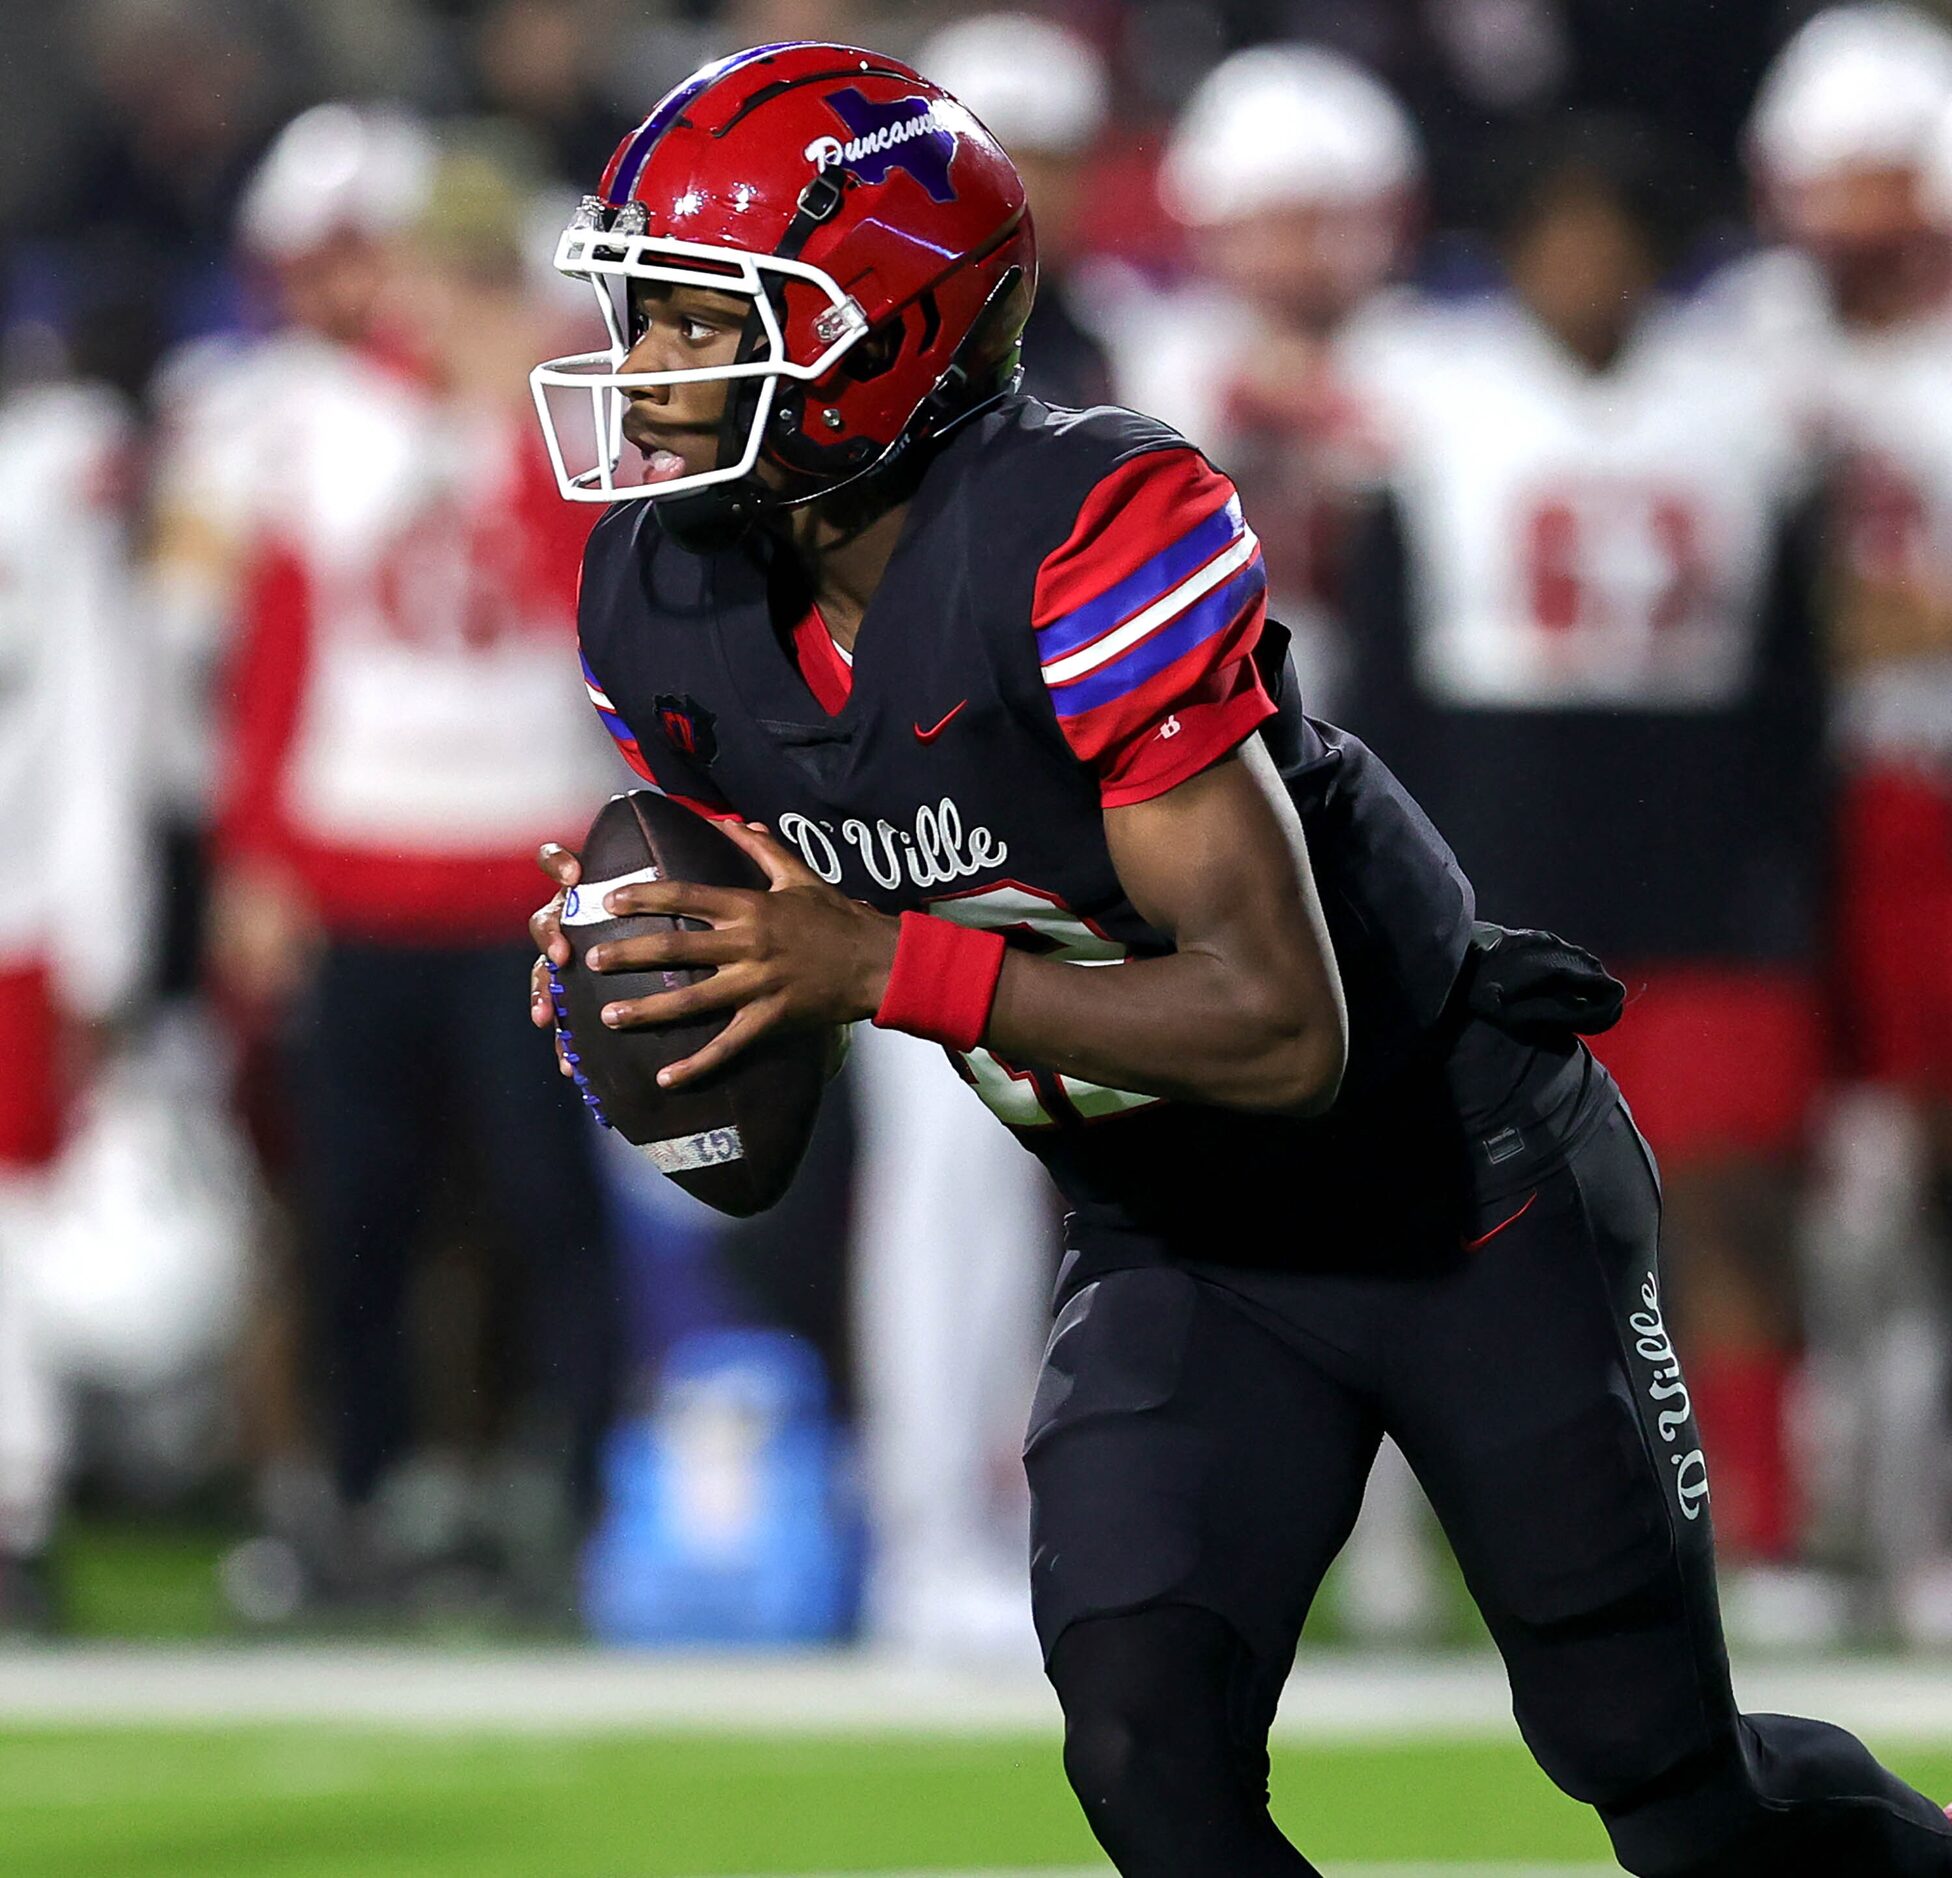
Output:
[962, 266, 1034, 380]
[914, 290, 942, 356]
[841, 321, 903, 384]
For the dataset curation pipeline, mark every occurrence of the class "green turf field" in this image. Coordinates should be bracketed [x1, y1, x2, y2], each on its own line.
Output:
[2, 1727, 1948, 1878]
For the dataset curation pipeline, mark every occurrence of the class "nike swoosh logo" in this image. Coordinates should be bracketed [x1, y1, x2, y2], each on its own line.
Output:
[1461, 1190, 1537, 1252]
[914, 700, 968, 743]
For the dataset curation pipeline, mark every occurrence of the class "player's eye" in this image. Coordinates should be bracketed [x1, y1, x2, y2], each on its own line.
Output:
[679, 315, 724, 346]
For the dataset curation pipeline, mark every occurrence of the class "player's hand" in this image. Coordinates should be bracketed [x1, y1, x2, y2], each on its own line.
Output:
[529, 842, 581, 1075]
[208, 862, 322, 1011]
[583, 821, 897, 1088]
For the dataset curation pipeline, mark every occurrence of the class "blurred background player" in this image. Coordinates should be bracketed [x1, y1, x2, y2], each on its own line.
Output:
[144, 99, 444, 1617]
[202, 118, 620, 1618]
[1123, 43, 1441, 1642]
[835, 10, 1117, 1663]
[147, 104, 439, 998]
[1342, 114, 1831, 1632]
[1115, 44, 1419, 711]
[916, 12, 1114, 410]
[0, 347, 152, 1628]
[1744, 3, 1952, 1641]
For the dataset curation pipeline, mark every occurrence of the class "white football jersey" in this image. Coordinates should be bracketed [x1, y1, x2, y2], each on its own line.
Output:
[168, 336, 611, 856]
[146, 329, 319, 813]
[1100, 276, 1395, 705]
[1343, 289, 1815, 713]
[1705, 243, 1952, 759]
[0, 382, 151, 1014]
[1821, 308, 1952, 759]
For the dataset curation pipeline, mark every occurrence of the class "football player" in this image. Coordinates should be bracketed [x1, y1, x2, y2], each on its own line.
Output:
[1111, 45, 1418, 709]
[147, 100, 437, 940]
[206, 122, 620, 1610]
[526, 45, 1952, 1876]
[1741, 3, 1952, 1638]
[0, 366, 151, 1629]
[1338, 114, 1828, 1610]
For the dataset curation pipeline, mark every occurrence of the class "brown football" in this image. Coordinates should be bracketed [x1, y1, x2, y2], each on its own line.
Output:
[546, 791, 828, 1216]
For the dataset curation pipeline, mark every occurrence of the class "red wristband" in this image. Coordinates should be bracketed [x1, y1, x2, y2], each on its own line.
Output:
[872, 912, 1007, 1052]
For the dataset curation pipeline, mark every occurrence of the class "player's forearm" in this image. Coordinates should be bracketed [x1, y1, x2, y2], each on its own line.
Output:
[980, 942, 1347, 1115]
[1833, 572, 1952, 665]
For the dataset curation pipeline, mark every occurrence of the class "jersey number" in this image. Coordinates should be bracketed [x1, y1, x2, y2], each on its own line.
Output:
[371, 505, 556, 650]
[1839, 451, 1931, 581]
[1524, 487, 1709, 638]
[923, 882, 1162, 1129]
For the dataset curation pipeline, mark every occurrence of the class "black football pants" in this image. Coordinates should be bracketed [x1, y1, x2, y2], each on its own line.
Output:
[284, 939, 618, 1518]
[1029, 1102, 1952, 1876]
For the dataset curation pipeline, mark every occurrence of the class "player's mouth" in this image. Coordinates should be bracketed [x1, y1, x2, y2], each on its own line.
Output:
[621, 406, 704, 485]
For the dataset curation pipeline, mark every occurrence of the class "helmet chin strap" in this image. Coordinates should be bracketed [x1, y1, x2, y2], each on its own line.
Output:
[654, 265, 1028, 556]
[652, 480, 773, 554]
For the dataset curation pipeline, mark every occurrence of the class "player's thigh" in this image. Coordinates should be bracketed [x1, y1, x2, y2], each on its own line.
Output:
[447, 944, 606, 1240]
[283, 942, 437, 1226]
[1391, 1105, 1734, 1805]
[1025, 1263, 1381, 1680]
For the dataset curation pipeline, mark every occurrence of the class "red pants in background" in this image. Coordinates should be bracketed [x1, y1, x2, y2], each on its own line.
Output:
[0, 966, 61, 1173]
[1587, 965, 1822, 1562]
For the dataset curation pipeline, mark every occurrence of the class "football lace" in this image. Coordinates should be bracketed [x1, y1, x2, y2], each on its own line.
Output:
[545, 958, 614, 1129]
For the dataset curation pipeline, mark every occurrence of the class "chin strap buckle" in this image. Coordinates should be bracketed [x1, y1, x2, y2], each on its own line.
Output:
[796, 169, 846, 225]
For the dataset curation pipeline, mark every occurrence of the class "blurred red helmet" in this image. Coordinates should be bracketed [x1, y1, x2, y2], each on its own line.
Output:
[531, 42, 1037, 519]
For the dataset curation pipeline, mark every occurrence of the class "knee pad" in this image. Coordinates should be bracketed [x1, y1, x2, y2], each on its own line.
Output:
[1050, 1604, 1275, 1817]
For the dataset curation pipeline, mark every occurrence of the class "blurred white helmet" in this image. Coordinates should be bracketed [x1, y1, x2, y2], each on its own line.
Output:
[916, 12, 1110, 158]
[237, 102, 436, 261]
[1748, 5, 1952, 185]
[1163, 45, 1420, 226]
[23, 1051, 253, 1392]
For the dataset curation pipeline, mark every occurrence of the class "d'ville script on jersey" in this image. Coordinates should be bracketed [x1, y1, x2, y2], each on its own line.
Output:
[778, 796, 1007, 893]
[1630, 1272, 1711, 1523]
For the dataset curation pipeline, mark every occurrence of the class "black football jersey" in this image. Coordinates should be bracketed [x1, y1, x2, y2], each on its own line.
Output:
[577, 396, 1502, 1269]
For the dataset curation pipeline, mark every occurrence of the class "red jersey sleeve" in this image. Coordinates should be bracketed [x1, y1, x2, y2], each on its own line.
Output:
[212, 541, 311, 873]
[1032, 448, 1276, 807]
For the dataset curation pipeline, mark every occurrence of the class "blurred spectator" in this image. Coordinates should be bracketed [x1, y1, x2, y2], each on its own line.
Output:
[202, 117, 620, 1618]
[918, 12, 1116, 408]
[1341, 115, 1829, 1614]
[846, 1022, 1053, 1661]
[0, 358, 152, 1628]
[148, 103, 438, 993]
[1109, 44, 1418, 707]
[1739, 4, 1952, 1641]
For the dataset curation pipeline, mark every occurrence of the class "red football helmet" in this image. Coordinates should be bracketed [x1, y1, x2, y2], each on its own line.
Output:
[531, 42, 1037, 512]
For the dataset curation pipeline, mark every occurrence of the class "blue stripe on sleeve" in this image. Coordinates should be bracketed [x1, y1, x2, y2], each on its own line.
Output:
[1036, 500, 1243, 665]
[1049, 558, 1266, 719]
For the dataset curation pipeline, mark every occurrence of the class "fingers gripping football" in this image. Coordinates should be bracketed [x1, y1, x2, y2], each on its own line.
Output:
[532, 816, 893, 1090]
[584, 825, 895, 1088]
[531, 841, 583, 1074]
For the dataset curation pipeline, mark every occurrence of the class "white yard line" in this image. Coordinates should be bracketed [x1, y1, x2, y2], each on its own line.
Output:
[699, 1867, 1619, 1876]
[0, 1645, 1947, 1744]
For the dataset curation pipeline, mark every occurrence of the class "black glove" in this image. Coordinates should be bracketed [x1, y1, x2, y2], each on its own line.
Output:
[1464, 921, 1626, 1038]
